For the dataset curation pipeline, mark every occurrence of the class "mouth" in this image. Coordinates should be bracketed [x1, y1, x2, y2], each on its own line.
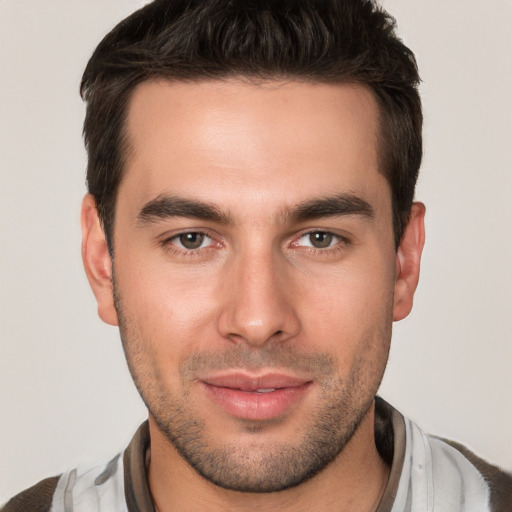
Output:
[200, 373, 313, 421]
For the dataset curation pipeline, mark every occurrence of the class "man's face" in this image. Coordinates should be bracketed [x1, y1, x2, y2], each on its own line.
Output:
[85, 80, 419, 492]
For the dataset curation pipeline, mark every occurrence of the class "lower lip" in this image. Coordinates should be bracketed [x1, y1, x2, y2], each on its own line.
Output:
[201, 382, 311, 421]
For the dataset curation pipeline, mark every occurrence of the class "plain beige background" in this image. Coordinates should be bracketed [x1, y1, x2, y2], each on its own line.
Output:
[1, 0, 511, 502]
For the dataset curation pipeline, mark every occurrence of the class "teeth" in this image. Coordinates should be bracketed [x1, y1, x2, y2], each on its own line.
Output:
[256, 388, 276, 393]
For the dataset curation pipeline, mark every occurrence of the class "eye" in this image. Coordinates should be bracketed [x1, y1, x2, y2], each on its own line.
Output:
[171, 232, 213, 250]
[296, 231, 341, 249]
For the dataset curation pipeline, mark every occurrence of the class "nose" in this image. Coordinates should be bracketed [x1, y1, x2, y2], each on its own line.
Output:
[217, 249, 301, 347]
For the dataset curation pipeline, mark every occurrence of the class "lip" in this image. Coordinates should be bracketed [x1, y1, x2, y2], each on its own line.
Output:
[200, 372, 313, 421]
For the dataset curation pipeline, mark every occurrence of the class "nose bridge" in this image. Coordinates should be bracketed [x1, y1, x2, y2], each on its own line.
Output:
[218, 243, 299, 346]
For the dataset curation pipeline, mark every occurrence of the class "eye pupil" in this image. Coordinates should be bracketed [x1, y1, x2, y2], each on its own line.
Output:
[179, 232, 204, 249]
[310, 232, 333, 248]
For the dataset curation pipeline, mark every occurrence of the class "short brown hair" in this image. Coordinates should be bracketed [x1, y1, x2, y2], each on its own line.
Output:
[81, 0, 422, 251]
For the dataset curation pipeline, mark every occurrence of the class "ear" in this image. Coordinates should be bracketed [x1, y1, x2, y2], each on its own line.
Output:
[81, 194, 119, 326]
[393, 202, 426, 321]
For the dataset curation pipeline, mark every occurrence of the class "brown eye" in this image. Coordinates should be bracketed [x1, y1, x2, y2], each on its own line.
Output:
[177, 232, 206, 249]
[309, 232, 334, 248]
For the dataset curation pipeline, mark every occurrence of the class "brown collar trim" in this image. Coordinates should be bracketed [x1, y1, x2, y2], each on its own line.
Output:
[123, 421, 155, 512]
[375, 397, 406, 512]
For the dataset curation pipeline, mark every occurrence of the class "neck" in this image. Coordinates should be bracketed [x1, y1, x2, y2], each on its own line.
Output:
[147, 402, 390, 512]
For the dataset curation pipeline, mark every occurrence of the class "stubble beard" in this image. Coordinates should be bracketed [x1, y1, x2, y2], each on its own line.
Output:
[149, 360, 376, 493]
[113, 282, 391, 493]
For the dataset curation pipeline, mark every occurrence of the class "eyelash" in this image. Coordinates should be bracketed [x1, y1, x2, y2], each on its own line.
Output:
[160, 229, 350, 256]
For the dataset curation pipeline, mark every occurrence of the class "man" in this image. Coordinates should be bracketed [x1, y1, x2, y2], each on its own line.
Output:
[2, 0, 511, 511]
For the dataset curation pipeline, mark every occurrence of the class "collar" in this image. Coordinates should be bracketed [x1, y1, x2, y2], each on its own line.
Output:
[122, 397, 405, 512]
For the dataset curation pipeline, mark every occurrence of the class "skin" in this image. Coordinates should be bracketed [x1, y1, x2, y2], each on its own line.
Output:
[82, 80, 425, 511]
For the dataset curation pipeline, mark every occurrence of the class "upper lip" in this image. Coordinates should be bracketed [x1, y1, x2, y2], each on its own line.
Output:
[201, 372, 311, 391]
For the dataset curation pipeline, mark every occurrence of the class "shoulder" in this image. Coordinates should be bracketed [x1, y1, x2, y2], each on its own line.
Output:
[377, 399, 512, 512]
[1, 453, 126, 512]
[1, 424, 149, 512]
[1, 476, 60, 512]
[440, 437, 512, 512]
[402, 414, 512, 512]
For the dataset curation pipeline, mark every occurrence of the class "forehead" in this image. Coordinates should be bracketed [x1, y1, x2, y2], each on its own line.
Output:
[120, 79, 387, 218]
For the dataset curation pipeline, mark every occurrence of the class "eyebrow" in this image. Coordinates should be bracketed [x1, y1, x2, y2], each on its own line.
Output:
[136, 192, 374, 227]
[137, 195, 233, 226]
[284, 193, 375, 223]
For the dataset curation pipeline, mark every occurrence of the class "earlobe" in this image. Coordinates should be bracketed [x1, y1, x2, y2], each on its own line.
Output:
[81, 194, 119, 326]
[393, 202, 426, 321]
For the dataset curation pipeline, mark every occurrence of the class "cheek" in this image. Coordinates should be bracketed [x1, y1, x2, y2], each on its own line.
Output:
[299, 258, 394, 354]
[114, 270, 219, 396]
[114, 259, 223, 351]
